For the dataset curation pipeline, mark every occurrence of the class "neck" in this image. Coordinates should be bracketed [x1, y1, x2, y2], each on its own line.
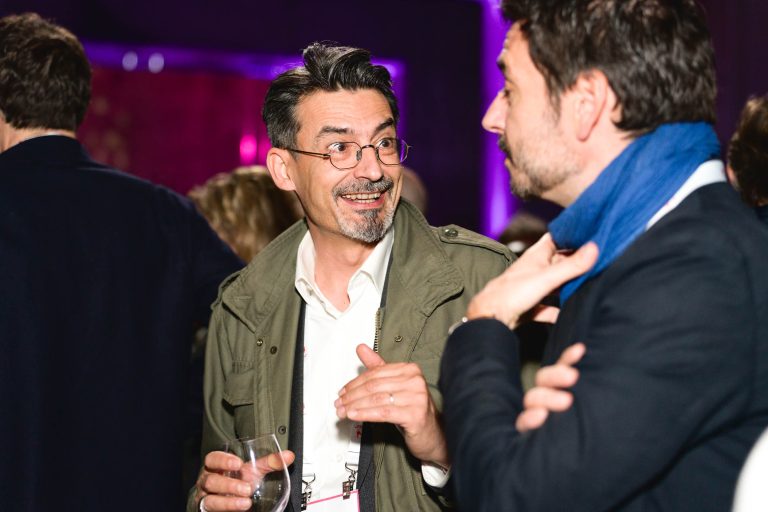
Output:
[547, 130, 634, 208]
[308, 226, 379, 311]
[0, 125, 75, 152]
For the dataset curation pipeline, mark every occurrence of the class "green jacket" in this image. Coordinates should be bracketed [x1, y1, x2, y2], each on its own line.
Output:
[191, 201, 511, 512]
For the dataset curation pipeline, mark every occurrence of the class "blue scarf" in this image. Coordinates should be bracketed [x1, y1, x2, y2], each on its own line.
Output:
[549, 122, 721, 303]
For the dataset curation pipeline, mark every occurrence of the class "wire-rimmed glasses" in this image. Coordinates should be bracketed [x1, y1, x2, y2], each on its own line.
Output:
[285, 137, 410, 170]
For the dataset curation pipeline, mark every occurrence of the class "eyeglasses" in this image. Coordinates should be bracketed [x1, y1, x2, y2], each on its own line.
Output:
[285, 137, 410, 170]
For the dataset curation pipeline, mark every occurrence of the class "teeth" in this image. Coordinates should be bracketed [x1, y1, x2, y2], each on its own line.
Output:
[343, 192, 381, 201]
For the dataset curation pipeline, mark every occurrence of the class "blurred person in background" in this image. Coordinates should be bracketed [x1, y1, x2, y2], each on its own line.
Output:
[189, 165, 303, 263]
[399, 165, 428, 215]
[727, 93, 768, 226]
[0, 13, 242, 511]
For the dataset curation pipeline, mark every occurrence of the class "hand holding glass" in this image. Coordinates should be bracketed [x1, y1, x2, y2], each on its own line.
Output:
[236, 434, 291, 512]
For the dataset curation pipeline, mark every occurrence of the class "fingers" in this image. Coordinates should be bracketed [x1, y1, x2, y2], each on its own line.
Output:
[531, 304, 560, 324]
[558, 342, 586, 366]
[519, 232, 557, 261]
[466, 239, 598, 329]
[253, 450, 295, 473]
[516, 342, 585, 433]
[339, 350, 418, 400]
[198, 471, 251, 497]
[539, 242, 599, 293]
[535, 365, 579, 389]
[196, 449, 296, 511]
[356, 343, 386, 369]
[336, 370, 427, 422]
[195, 451, 256, 511]
[516, 407, 549, 433]
[277, 450, 296, 468]
[200, 494, 253, 511]
[523, 386, 573, 412]
[204, 451, 244, 474]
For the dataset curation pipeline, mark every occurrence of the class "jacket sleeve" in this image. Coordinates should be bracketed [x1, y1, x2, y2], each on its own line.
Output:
[186, 305, 238, 512]
[439, 220, 757, 511]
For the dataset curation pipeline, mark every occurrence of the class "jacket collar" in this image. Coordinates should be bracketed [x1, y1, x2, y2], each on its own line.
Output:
[0, 135, 91, 167]
[222, 200, 465, 331]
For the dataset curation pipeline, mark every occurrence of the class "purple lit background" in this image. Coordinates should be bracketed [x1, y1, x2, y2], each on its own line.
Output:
[2, 0, 766, 236]
[81, 42, 406, 194]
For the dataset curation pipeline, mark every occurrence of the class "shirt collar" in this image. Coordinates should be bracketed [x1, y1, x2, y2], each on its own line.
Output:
[294, 228, 394, 313]
[646, 159, 726, 229]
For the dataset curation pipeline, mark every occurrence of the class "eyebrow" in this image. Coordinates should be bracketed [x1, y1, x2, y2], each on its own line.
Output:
[314, 118, 396, 143]
[496, 56, 516, 87]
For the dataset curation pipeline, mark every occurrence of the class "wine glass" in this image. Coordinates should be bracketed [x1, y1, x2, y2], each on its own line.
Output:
[238, 434, 291, 512]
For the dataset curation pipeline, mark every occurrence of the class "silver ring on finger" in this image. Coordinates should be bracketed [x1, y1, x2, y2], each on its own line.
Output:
[389, 393, 395, 405]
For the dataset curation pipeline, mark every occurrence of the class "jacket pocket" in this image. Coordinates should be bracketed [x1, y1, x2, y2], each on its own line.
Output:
[223, 367, 256, 439]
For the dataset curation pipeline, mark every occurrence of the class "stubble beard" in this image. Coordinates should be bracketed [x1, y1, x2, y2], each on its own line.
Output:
[334, 177, 396, 244]
[499, 127, 579, 201]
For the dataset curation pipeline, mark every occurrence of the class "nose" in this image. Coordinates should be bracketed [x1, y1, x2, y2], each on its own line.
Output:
[352, 144, 384, 181]
[482, 90, 506, 134]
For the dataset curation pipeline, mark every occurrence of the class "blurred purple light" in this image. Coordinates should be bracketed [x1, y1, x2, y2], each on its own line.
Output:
[82, 41, 407, 138]
[239, 134, 258, 165]
[480, 0, 518, 237]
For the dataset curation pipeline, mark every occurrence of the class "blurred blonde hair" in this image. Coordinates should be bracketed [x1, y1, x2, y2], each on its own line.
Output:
[188, 166, 302, 262]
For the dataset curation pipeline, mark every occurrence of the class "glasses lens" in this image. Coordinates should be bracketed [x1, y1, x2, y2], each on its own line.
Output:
[376, 138, 407, 165]
[328, 141, 360, 169]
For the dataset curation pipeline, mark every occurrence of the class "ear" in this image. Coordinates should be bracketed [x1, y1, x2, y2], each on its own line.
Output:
[569, 70, 612, 142]
[266, 148, 296, 192]
[726, 165, 740, 190]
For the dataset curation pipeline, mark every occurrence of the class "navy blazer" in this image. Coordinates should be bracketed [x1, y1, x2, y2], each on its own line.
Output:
[0, 137, 243, 511]
[441, 183, 768, 511]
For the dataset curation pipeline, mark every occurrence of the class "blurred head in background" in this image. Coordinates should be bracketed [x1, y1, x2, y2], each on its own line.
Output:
[188, 166, 302, 262]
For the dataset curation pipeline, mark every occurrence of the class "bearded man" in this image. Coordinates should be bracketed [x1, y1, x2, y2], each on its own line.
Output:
[189, 42, 511, 512]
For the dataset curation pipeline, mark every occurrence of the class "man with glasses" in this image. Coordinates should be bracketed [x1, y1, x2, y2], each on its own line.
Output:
[189, 42, 511, 512]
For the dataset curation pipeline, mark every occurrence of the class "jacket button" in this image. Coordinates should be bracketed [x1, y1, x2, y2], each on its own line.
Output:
[394, 335, 403, 343]
[270, 346, 278, 354]
[256, 338, 264, 347]
[443, 228, 458, 238]
[278, 425, 287, 435]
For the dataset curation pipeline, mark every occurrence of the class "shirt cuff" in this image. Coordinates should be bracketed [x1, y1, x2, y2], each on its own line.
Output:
[421, 461, 451, 488]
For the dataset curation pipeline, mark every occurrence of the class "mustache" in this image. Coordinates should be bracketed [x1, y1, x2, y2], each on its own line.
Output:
[333, 176, 394, 197]
[497, 136, 511, 157]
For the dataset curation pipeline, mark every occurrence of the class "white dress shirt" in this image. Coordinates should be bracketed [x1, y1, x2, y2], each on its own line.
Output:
[295, 229, 394, 502]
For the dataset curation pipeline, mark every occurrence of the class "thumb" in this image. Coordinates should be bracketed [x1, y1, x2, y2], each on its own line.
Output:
[356, 344, 386, 369]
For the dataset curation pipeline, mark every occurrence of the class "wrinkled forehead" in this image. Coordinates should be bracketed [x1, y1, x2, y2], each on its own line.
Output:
[295, 89, 396, 144]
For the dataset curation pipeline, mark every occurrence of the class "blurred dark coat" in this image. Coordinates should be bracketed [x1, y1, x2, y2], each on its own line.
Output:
[0, 136, 243, 511]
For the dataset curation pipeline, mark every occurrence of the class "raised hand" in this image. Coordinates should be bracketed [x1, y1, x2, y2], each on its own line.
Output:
[335, 344, 449, 467]
[467, 234, 598, 329]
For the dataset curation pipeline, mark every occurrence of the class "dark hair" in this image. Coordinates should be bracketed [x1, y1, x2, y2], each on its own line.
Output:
[0, 13, 91, 131]
[728, 94, 768, 206]
[262, 42, 399, 149]
[501, 0, 716, 134]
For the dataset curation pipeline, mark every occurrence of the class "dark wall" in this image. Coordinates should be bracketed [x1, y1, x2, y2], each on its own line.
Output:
[699, 0, 768, 146]
[2, 0, 484, 229]
[3, 0, 767, 228]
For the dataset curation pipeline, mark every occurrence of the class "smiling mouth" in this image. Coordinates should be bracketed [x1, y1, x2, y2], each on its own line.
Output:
[341, 192, 383, 203]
